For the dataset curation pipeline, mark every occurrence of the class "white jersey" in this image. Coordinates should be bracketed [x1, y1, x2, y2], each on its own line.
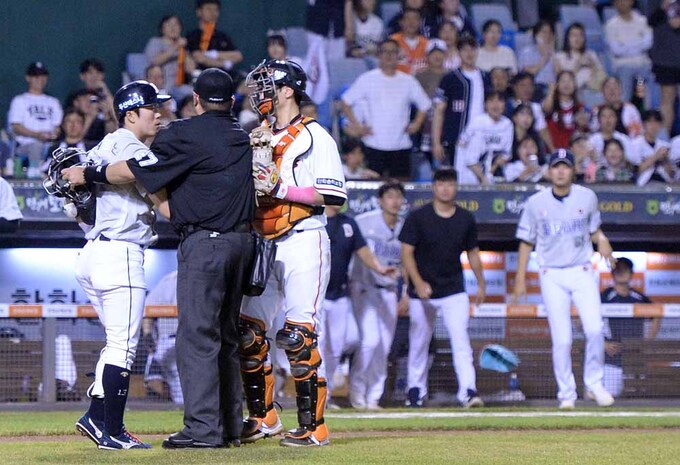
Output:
[145, 270, 178, 338]
[629, 136, 673, 186]
[516, 185, 601, 268]
[341, 68, 431, 151]
[273, 118, 347, 232]
[588, 131, 633, 164]
[7, 92, 63, 146]
[456, 113, 513, 185]
[0, 178, 23, 221]
[85, 128, 158, 247]
[353, 209, 403, 288]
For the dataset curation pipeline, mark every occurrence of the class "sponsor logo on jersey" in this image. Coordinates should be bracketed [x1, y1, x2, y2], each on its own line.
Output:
[316, 178, 343, 188]
[539, 218, 588, 236]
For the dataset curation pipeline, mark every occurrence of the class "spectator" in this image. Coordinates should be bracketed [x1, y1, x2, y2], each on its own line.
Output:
[437, 20, 461, 70]
[509, 72, 554, 152]
[595, 139, 636, 183]
[0, 175, 22, 232]
[8, 62, 63, 178]
[345, 0, 384, 60]
[306, 0, 347, 60]
[342, 138, 380, 179]
[416, 39, 448, 158]
[144, 14, 196, 101]
[431, 35, 487, 166]
[145, 64, 178, 126]
[605, 0, 653, 103]
[601, 257, 660, 397]
[455, 91, 513, 185]
[588, 105, 633, 163]
[386, 0, 431, 37]
[543, 71, 590, 149]
[518, 20, 556, 93]
[177, 95, 198, 119]
[300, 99, 319, 120]
[490, 67, 511, 99]
[46, 109, 96, 169]
[554, 23, 607, 108]
[265, 32, 303, 63]
[425, 0, 476, 38]
[70, 59, 117, 141]
[649, 0, 680, 135]
[390, 8, 429, 74]
[67, 89, 115, 144]
[186, 0, 243, 74]
[504, 135, 547, 183]
[632, 110, 676, 185]
[340, 39, 431, 179]
[511, 104, 545, 162]
[571, 133, 598, 183]
[592, 77, 643, 138]
[476, 20, 517, 74]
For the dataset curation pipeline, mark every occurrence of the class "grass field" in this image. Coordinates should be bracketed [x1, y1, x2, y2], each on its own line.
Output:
[1, 408, 680, 464]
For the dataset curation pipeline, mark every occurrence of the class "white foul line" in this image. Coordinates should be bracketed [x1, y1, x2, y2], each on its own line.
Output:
[327, 411, 680, 420]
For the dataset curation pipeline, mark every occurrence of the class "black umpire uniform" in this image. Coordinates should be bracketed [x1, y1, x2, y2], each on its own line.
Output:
[126, 69, 255, 447]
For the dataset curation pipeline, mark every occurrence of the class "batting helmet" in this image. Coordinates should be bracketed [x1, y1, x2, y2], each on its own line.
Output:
[113, 80, 171, 119]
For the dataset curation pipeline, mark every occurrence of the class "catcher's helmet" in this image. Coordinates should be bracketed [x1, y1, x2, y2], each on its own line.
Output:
[113, 80, 171, 119]
[43, 147, 96, 225]
[246, 59, 310, 118]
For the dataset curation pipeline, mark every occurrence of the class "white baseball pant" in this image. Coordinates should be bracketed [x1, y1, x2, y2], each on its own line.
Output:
[349, 287, 398, 405]
[407, 292, 477, 404]
[74, 238, 146, 397]
[539, 265, 605, 402]
[321, 296, 359, 393]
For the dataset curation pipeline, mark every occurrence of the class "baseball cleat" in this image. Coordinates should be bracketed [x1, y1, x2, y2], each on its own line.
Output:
[586, 389, 615, 407]
[405, 387, 423, 408]
[98, 427, 152, 450]
[75, 413, 106, 447]
[279, 424, 330, 447]
[559, 399, 576, 410]
[462, 389, 484, 408]
[241, 411, 283, 444]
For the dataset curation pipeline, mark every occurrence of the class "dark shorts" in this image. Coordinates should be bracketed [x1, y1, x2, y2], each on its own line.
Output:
[363, 146, 411, 179]
[653, 64, 680, 86]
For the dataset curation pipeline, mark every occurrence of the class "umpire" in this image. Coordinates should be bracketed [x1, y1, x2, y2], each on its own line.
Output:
[65, 69, 256, 448]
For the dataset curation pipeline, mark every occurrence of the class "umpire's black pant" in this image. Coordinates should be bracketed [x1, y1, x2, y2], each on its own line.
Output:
[175, 228, 254, 444]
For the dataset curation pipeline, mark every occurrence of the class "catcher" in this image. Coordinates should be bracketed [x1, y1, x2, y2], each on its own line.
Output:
[239, 59, 346, 447]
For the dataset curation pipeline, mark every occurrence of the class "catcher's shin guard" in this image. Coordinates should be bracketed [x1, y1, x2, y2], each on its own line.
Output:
[276, 321, 329, 446]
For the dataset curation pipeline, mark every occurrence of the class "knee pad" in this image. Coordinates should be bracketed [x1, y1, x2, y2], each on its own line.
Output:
[276, 321, 321, 380]
[239, 316, 269, 372]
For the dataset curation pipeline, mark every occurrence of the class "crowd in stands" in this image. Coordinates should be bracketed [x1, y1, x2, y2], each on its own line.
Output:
[1, 0, 680, 187]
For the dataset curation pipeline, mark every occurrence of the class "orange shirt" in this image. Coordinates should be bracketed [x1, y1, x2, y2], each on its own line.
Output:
[390, 32, 428, 75]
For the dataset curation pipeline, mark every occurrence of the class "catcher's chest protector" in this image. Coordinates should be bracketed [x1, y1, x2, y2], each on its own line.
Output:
[253, 117, 316, 239]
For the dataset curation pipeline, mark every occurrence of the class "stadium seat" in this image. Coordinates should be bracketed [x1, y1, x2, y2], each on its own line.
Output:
[327, 58, 368, 101]
[559, 5, 604, 53]
[380, 1, 401, 25]
[125, 53, 148, 82]
[284, 27, 308, 61]
[602, 6, 617, 24]
[470, 3, 517, 49]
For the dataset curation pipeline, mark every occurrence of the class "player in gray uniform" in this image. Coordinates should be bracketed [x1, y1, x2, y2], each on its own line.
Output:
[513, 149, 616, 409]
[62, 81, 170, 449]
[349, 180, 406, 410]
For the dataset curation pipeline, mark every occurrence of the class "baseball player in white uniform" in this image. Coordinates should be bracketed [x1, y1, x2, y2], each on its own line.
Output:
[513, 149, 616, 409]
[239, 59, 346, 447]
[455, 91, 513, 185]
[349, 180, 405, 410]
[58, 81, 172, 449]
[142, 270, 183, 405]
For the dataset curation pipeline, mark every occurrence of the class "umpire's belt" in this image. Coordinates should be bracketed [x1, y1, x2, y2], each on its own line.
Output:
[179, 222, 250, 239]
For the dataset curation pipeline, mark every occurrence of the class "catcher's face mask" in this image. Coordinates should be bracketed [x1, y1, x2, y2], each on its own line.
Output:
[43, 147, 92, 205]
[246, 61, 277, 119]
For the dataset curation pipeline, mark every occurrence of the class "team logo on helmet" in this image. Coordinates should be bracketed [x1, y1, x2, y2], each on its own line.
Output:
[117, 94, 145, 112]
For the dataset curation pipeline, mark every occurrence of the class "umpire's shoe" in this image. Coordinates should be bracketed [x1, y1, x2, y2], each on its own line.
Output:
[279, 424, 330, 447]
[162, 431, 220, 449]
[241, 410, 283, 443]
[98, 427, 152, 450]
[75, 413, 105, 447]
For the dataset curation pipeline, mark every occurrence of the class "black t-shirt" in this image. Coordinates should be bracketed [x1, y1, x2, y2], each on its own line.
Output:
[601, 287, 652, 367]
[127, 110, 255, 234]
[399, 203, 478, 299]
[186, 28, 238, 69]
[305, 0, 345, 38]
[325, 213, 367, 300]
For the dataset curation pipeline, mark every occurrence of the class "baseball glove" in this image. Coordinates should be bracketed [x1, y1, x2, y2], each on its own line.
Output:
[249, 125, 273, 165]
[253, 161, 280, 195]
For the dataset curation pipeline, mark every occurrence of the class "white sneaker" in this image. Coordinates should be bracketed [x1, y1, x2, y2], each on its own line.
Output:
[559, 399, 576, 410]
[366, 402, 383, 411]
[586, 389, 615, 407]
[349, 393, 367, 410]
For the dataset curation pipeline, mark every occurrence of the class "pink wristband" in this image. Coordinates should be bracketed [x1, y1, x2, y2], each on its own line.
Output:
[275, 184, 317, 205]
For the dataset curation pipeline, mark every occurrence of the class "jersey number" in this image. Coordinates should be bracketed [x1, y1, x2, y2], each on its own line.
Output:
[135, 150, 158, 167]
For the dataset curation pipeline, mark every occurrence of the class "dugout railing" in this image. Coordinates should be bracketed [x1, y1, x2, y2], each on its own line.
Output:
[1, 303, 678, 405]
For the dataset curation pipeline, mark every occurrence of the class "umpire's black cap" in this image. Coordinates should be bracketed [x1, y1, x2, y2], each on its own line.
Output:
[194, 68, 234, 103]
